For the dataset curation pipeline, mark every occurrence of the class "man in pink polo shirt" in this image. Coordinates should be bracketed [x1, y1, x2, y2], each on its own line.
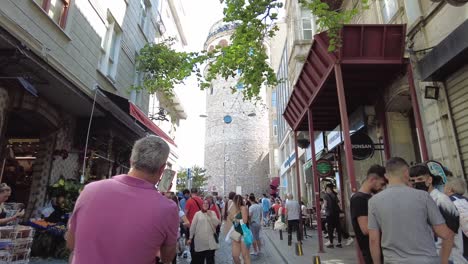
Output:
[66, 136, 179, 264]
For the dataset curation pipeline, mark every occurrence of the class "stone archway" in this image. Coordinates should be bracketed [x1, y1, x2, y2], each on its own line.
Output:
[0, 86, 63, 217]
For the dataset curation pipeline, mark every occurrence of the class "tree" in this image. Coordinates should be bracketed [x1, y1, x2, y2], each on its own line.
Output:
[176, 165, 209, 192]
[134, 0, 368, 101]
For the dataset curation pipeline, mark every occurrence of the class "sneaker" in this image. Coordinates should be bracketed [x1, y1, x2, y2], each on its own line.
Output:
[345, 237, 354, 246]
[326, 244, 334, 248]
[324, 241, 332, 247]
[336, 243, 342, 248]
[250, 252, 258, 256]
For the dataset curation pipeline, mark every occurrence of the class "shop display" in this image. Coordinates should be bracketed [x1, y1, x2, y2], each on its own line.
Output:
[0, 225, 34, 264]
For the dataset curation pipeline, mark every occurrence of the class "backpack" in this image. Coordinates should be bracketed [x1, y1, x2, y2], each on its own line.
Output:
[452, 195, 468, 237]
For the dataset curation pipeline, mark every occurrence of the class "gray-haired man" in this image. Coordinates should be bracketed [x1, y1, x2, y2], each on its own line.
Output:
[67, 136, 179, 264]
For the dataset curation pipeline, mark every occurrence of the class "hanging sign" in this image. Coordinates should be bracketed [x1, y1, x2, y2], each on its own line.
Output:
[351, 132, 375, 160]
[327, 126, 342, 151]
[316, 159, 334, 178]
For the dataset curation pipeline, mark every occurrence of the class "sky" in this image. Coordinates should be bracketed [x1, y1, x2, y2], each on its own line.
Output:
[174, 0, 224, 168]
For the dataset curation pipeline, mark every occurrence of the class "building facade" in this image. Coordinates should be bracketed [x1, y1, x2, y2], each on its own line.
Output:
[203, 20, 270, 196]
[270, 1, 468, 248]
[0, 0, 185, 215]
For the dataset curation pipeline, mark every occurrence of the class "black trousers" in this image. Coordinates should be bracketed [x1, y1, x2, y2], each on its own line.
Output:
[287, 219, 301, 243]
[191, 250, 215, 264]
[326, 215, 342, 244]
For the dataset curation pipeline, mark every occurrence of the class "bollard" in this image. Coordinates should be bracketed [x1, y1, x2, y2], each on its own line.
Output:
[313, 256, 321, 264]
[295, 242, 303, 256]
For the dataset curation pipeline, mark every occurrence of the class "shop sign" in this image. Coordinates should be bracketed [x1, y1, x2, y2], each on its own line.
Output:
[351, 132, 375, 160]
[283, 153, 296, 168]
[315, 132, 325, 154]
[326, 108, 366, 151]
[280, 153, 296, 176]
[327, 125, 342, 150]
[316, 159, 334, 178]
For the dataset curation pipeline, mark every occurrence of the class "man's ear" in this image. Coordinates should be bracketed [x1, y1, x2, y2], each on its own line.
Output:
[427, 175, 433, 185]
[155, 164, 167, 182]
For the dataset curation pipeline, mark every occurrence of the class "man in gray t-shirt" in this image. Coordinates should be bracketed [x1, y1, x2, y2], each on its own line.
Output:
[368, 157, 455, 264]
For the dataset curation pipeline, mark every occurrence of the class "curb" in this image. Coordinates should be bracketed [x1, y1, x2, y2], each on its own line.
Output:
[264, 230, 290, 264]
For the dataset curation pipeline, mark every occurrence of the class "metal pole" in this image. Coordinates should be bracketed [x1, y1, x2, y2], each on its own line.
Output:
[81, 88, 98, 184]
[294, 131, 303, 242]
[334, 64, 357, 193]
[307, 109, 324, 253]
[335, 63, 362, 261]
[223, 142, 226, 196]
[407, 64, 429, 161]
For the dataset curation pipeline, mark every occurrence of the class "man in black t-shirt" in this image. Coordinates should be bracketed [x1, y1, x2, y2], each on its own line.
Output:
[350, 165, 387, 264]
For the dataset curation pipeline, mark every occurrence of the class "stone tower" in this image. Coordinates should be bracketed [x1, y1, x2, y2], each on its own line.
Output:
[203, 20, 270, 196]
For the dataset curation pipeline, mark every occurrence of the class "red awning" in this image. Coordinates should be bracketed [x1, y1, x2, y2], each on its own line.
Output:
[283, 24, 407, 131]
[129, 103, 177, 147]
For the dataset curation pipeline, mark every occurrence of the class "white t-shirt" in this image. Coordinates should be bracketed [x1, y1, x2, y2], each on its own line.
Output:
[285, 200, 300, 220]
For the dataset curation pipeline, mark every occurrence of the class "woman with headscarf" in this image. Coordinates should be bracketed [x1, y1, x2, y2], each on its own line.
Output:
[188, 197, 220, 264]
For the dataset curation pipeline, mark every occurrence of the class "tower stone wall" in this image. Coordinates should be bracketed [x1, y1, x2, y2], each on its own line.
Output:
[204, 22, 270, 196]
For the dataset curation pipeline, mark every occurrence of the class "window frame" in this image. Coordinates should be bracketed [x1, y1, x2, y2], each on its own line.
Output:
[380, 0, 399, 23]
[36, 0, 71, 28]
[300, 6, 314, 40]
[100, 13, 122, 81]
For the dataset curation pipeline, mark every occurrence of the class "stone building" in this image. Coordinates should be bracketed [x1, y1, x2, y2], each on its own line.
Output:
[0, 0, 186, 215]
[203, 20, 270, 196]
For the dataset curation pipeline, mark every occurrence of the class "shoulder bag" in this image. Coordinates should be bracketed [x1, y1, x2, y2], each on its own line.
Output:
[206, 213, 219, 244]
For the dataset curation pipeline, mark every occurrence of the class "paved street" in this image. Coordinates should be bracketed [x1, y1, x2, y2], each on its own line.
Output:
[28, 224, 358, 264]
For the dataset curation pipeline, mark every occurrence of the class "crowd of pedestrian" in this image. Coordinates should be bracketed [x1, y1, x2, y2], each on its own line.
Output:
[62, 135, 468, 264]
[351, 157, 468, 264]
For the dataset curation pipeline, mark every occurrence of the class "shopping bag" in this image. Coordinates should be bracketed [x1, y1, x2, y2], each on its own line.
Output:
[274, 219, 287, 231]
[240, 220, 253, 247]
[225, 225, 236, 244]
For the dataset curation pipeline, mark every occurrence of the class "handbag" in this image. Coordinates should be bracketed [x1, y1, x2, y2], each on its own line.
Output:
[229, 228, 242, 242]
[274, 219, 287, 231]
[206, 213, 219, 244]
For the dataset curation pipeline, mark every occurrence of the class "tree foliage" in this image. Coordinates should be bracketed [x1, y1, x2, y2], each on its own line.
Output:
[134, 0, 368, 100]
[176, 165, 209, 192]
[299, 0, 369, 51]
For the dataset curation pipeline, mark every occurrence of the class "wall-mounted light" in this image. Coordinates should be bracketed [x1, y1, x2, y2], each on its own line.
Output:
[424, 85, 440, 100]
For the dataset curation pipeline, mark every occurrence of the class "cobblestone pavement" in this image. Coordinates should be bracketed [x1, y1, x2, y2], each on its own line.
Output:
[28, 225, 285, 264]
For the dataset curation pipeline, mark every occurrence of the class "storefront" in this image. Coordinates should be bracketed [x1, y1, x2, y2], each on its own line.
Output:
[418, 19, 468, 180]
[283, 25, 424, 258]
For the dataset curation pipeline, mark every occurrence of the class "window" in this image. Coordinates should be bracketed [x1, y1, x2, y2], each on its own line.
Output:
[271, 89, 277, 107]
[380, 0, 398, 23]
[139, 0, 151, 37]
[218, 39, 228, 47]
[100, 14, 122, 80]
[273, 120, 278, 137]
[300, 7, 314, 40]
[34, 0, 71, 28]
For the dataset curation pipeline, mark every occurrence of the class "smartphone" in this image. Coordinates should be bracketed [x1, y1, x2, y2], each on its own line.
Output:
[158, 169, 176, 193]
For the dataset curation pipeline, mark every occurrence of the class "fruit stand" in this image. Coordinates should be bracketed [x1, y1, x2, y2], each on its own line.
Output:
[27, 177, 81, 260]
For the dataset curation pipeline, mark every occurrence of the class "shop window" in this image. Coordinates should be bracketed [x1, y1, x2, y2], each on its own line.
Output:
[34, 0, 71, 28]
[380, 0, 398, 23]
[100, 13, 122, 81]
